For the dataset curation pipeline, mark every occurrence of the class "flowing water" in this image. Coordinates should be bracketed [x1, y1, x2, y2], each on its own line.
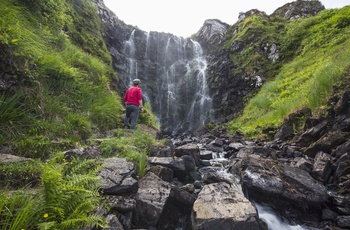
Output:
[122, 30, 213, 134]
[208, 153, 308, 230]
[124, 30, 138, 86]
[255, 203, 307, 230]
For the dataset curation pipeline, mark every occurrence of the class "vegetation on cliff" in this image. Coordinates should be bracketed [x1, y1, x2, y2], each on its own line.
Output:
[228, 6, 350, 137]
[0, 0, 159, 228]
[0, 0, 125, 159]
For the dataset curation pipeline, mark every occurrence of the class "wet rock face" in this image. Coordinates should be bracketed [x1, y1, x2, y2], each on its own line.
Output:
[98, 4, 213, 133]
[97, 0, 327, 130]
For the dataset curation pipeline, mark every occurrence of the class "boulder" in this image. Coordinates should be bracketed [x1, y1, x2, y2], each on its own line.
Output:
[336, 216, 350, 229]
[98, 158, 138, 195]
[0, 154, 32, 164]
[174, 143, 201, 166]
[295, 119, 328, 147]
[106, 214, 124, 230]
[149, 165, 173, 182]
[333, 153, 350, 182]
[191, 182, 261, 230]
[239, 157, 329, 223]
[133, 172, 171, 228]
[148, 156, 186, 171]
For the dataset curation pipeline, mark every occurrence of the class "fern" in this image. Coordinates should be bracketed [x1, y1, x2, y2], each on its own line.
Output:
[37, 159, 106, 229]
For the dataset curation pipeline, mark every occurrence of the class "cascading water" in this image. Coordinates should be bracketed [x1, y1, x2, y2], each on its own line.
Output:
[185, 41, 212, 131]
[255, 204, 307, 230]
[124, 30, 138, 86]
[206, 153, 308, 230]
[121, 30, 213, 134]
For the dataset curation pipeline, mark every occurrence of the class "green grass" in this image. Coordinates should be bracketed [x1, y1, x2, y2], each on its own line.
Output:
[0, 0, 124, 158]
[138, 103, 160, 129]
[97, 129, 161, 176]
[228, 6, 350, 137]
[0, 190, 40, 230]
[0, 160, 42, 189]
[226, 13, 285, 79]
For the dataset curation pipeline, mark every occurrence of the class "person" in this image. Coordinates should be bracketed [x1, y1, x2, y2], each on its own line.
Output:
[123, 78, 144, 132]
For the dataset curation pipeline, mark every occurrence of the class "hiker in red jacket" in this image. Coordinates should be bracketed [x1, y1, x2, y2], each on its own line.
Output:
[123, 79, 144, 132]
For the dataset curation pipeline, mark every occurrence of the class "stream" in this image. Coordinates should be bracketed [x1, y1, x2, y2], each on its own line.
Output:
[255, 203, 307, 230]
[209, 152, 309, 230]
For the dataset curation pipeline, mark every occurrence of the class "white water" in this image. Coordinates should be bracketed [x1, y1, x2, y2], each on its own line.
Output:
[186, 40, 213, 129]
[122, 31, 213, 133]
[208, 153, 307, 230]
[124, 30, 138, 86]
[255, 203, 307, 230]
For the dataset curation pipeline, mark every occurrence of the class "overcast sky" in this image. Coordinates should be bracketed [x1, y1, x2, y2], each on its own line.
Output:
[103, 0, 350, 37]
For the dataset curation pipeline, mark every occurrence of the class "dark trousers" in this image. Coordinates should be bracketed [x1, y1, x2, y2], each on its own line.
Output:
[124, 104, 139, 130]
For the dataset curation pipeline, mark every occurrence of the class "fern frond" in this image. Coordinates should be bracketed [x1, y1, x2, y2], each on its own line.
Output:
[64, 158, 102, 176]
[64, 174, 102, 189]
[37, 221, 56, 230]
[36, 157, 104, 229]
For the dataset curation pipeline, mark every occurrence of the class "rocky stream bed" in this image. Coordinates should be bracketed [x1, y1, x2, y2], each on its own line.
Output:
[3, 91, 350, 230]
[77, 91, 350, 230]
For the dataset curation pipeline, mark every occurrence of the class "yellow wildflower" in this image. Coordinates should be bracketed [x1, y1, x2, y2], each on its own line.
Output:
[43, 213, 49, 218]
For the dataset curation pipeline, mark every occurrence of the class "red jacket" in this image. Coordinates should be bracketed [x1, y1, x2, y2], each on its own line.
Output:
[124, 86, 142, 106]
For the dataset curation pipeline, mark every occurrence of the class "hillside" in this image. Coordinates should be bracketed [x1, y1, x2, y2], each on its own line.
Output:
[0, 0, 124, 158]
[227, 5, 350, 138]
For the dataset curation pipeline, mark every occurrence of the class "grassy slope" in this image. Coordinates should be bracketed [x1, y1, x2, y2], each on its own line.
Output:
[0, 1, 161, 228]
[0, 0, 124, 158]
[228, 6, 350, 137]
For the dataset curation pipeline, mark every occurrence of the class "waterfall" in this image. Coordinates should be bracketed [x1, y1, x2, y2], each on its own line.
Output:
[124, 30, 138, 87]
[186, 40, 212, 130]
[122, 30, 213, 134]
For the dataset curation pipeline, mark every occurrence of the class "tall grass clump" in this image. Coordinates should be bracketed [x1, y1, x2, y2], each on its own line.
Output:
[0, 93, 27, 141]
[138, 151, 148, 177]
[0, 190, 41, 230]
[138, 103, 160, 129]
[309, 64, 342, 110]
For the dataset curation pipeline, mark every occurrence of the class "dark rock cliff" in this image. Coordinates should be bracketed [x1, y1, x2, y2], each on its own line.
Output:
[97, 0, 325, 132]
